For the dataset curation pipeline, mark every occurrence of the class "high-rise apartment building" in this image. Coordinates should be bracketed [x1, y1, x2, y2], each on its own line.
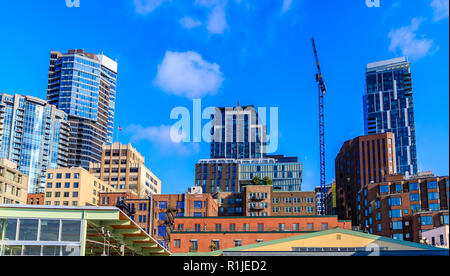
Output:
[335, 133, 397, 225]
[47, 49, 118, 169]
[210, 105, 266, 160]
[364, 57, 417, 177]
[0, 94, 70, 193]
[89, 143, 161, 197]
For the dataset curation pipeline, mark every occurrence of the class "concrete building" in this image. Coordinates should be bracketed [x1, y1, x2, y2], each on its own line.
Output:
[335, 132, 397, 225]
[0, 205, 170, 256]
[0, 159, 28, 205]
[177, 228, 448, 256]
[0, 94, 70, 193]
[357, 174, 449, 243]
[170, 216, 351, 254]
[47, 49, 118, 169]
[44, 167, 116, 207]
[421, 225, 449, 249]
[90, 143, 161, 197]
[364, 57, 418, 177]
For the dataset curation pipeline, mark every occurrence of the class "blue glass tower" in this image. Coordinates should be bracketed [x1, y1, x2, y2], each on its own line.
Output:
[363, 57, 418, 177]
[210, 105, 266, 160]
[47, 50, 118, 169]
[0, 94, 70, 193]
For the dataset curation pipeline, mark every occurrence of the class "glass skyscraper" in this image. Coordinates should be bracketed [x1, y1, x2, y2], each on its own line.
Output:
[363, 57, 418, 177]
[0, 93, 70, 193]
[210, 105, 266, 160]
[47, 49, 118, 169]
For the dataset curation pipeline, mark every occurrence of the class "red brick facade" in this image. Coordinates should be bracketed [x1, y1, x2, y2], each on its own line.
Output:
[170, 216, 351, 253]
[27, 193, 44, 205]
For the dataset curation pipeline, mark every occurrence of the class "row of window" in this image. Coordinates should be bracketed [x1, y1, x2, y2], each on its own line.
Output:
[47, 173, 80, 180]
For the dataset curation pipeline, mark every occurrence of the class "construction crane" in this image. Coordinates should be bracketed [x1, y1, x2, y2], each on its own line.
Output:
[311, 38, 327, 216]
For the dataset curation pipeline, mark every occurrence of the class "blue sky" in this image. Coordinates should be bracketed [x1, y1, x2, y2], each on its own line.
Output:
[0, 0, 448, 194]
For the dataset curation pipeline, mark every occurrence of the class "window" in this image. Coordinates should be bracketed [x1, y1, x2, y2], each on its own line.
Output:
[257, 224, 264, 232]
[64, 183, 70, 188]
[56, 183, 61, 189]
[444, 215, 449, 225]
[216, 224, 222, 232]
[191, 241, 198, 251]
[229, 224, 236, 231]
[174, 240, 181, 248]
[322, 223, 328, 230]
[390, 197, 402, 206]
[409, 183, 419, 191]
[429, 193, 439, 201]
[429, 203, 440, 211]
[410, 194, 420, 202]
[194, 201, 203, 209]
[74, 173, 80, 179]
[47, 173, 54, 179]
[234, 240, 242, 247]
[61, 221, 81, 242]
[380, 185, 389, 194]
[428, 181, 438, 189]
[158, 226, 167, 237]
[73, 192, 78, 198]
[392, 234, 403, 240]
[159, 201, 168, 209]
[19, 219, 39, 241]
[47, 183, 52, 189]
[194, 212, 202, 217]
[421, 216, 433, 226]
[56, 174, 62, 179]
[212, 240, 220, 250]
[159, 213, 166, 221]
[279, 224, 285, 231]
[195, 224, 201, 232]
[390, 210, 402, 218]
[392, 221, 403, 230]
[40, 220, 60, 241]
[4, 219, 18, 241]
[307, 223, 314, 231]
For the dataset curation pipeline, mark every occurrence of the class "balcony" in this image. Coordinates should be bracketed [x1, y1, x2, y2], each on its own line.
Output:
[249, 196, 265, 202]
[250, 206, 265, 212]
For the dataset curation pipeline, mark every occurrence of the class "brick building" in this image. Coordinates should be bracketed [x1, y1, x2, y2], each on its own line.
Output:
[335, 133, 397, 225]
[357, 174, 449, 243]
[170, 216, 352, 253]
[27, 193, 45, 206]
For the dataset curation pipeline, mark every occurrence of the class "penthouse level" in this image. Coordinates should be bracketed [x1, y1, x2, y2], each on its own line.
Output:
[170, 215, 351, 253]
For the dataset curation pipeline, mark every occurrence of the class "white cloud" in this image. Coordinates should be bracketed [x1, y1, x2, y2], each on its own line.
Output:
[127, 124, 200, 156]
[180, 16, 202, 29]
[431, 0, 449, 21]
[154, 51, 224, 98]
[133, 0, 169, 15]
[388, 18, 435, 61]
[281, 0, 293, 14]
[206, 5, 229, 34]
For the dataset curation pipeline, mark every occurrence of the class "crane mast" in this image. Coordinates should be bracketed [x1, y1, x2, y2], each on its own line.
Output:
[312, 38, 327, 216]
